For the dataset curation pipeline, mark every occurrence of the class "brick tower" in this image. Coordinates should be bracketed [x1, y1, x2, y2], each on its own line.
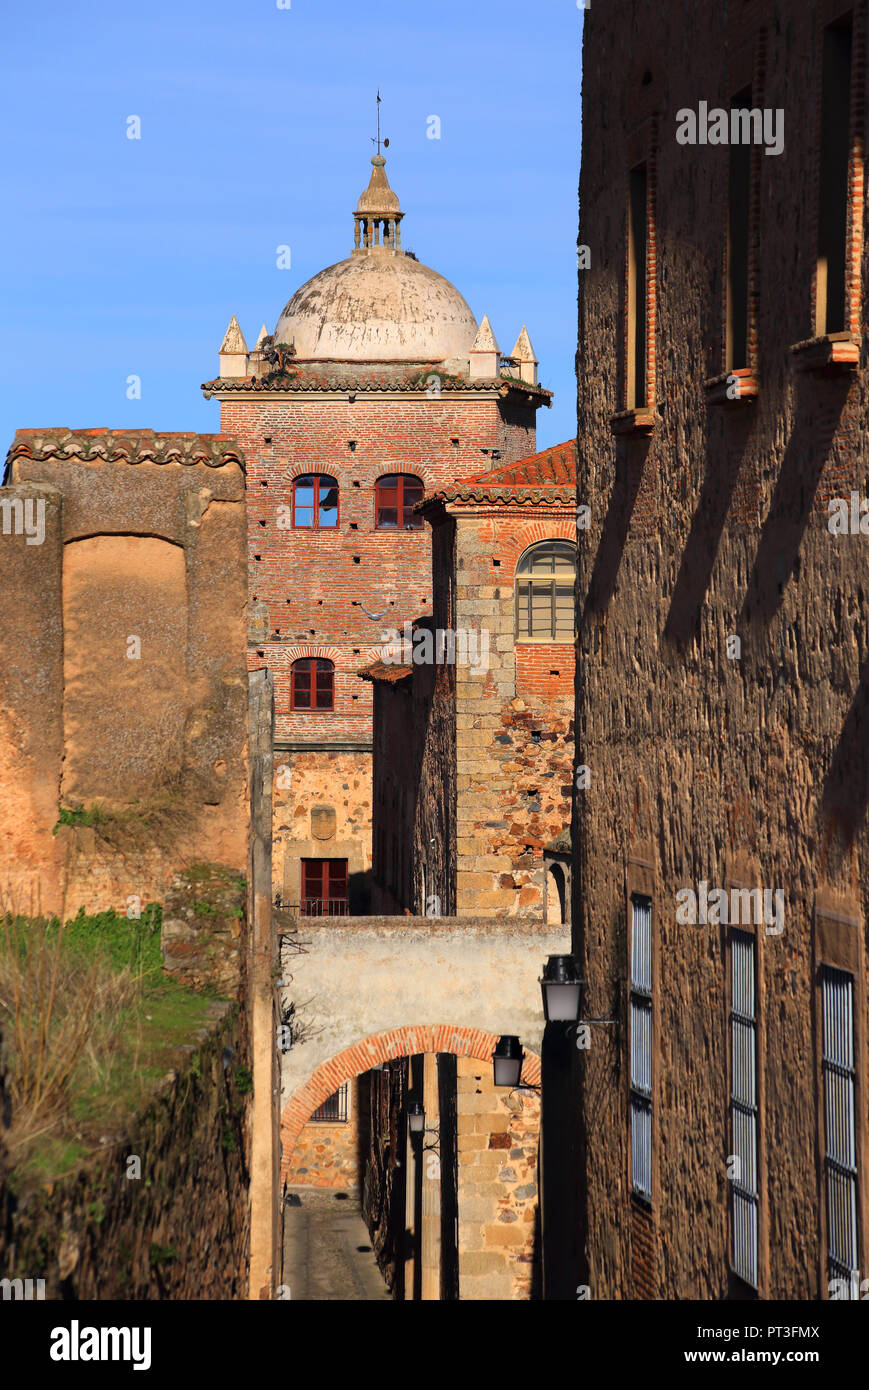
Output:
[203, 152, 551, 909]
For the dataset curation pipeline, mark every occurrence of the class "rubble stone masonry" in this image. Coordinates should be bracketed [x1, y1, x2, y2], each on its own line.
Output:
[575, 0, 869, 1299]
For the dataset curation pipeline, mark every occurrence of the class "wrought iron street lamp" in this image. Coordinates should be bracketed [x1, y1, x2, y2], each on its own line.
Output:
[492, 1034, 525, 1088]
[540, 954, 583, 1022]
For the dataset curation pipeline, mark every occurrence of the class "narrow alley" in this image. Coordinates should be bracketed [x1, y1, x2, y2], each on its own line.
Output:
[282, 1188, 391, 1301]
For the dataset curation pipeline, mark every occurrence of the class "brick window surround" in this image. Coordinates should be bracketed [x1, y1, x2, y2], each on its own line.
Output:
[706, 35, 766, 406]
[793, 1, 866, 371]
[612, 119, 658, 436]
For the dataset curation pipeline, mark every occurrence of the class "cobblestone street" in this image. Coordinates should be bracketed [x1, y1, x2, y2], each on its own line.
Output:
[281, 1188, 391, 1301]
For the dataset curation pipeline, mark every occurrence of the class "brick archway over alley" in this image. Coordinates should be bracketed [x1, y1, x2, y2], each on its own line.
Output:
[278, 915, 568, 1171]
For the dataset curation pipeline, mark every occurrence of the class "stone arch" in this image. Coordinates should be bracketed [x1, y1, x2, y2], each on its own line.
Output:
[281, 1023, 541, 1177]
[546, 861, 567, 924]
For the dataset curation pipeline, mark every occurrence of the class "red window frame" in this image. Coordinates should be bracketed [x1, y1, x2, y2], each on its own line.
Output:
[301, 858, 349, 916]
[375, 473, 424, 529]
[292, 474, 339, 529]
[290, 657, 334, 711]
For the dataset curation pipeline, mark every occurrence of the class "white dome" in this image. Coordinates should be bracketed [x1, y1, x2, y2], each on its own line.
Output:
[274, 250, 479, 363]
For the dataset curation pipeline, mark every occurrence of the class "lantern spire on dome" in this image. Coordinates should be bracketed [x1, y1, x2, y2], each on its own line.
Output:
[354, 117, 403, 255]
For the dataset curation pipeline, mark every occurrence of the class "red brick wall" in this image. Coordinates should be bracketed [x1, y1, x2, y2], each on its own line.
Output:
[221, 395, 538, 742]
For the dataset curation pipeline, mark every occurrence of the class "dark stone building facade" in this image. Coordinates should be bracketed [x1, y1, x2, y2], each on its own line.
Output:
[574, 0, 868, 1298]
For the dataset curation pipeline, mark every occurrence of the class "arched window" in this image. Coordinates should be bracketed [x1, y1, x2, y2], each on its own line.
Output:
[546, 863, 567, 925]
[290, 658, 334, 711]
[515, 540, 576, 641]
[292, 474, 339, 528]
[375, 473, 424, 529]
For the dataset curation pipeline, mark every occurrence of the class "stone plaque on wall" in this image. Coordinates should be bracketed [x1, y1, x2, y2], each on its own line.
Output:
[311, 805, 336, 841]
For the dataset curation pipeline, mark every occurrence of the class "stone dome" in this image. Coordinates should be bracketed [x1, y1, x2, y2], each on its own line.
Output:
[274, 253, 479, 363]
[273, 154, 479, 363]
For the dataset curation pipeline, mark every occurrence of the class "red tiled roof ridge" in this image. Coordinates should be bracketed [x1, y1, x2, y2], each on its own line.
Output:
[452, 438, 577, 489]
[201, 372, 552, 401]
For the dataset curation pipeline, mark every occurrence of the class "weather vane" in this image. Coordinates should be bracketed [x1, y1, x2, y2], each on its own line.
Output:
[371, 90, 389, 156]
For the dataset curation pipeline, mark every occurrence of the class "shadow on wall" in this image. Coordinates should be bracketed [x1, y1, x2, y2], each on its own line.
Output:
[822, 654, 869, 844]
[349, 869, 372, 914]
[664, 409, 756, 649]
[583, 435, 652, 618]
[741, 375, 852, 628]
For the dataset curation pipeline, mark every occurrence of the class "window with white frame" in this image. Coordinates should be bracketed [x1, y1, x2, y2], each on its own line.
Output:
[730, 928, 759, 1288]
[821, 965, 859, 1294]
[629, 894, 653, 1202]
[515, 541, 576, 641]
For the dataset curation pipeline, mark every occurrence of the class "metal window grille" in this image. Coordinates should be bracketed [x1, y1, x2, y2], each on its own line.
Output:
[309, 1081, 349, 1123]
[629, 894, 652, 1202]
[730, 929, 759, 1288]
[821, 965, 858, 1294]
[300, 858, 349, 917]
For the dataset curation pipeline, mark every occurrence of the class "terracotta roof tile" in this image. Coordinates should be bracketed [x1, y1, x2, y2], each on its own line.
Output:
[423, 438, 576, 506]
[201, 367, 552, 402]
[6, 428, 245, 471]
[357, 660, 414, 684]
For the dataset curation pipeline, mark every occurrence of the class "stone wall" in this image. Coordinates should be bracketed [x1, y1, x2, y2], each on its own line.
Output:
[0, 430, 250, 920]
[455, 1056, 541, 1300]
[368, 501, 575, 918]
[361, 1061, 408, 1298]
[273, 749, 372, 908]
[161, 863, 247, 996]
[0, 1002, 251, 1299]
[357, 1053, 540, 1300]
[284, 1079, 363, 1188]
[575, 0, 869, 1299]
[450, 512, 574, 915]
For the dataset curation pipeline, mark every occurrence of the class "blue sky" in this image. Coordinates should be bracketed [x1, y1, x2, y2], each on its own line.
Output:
[1, 1, 582, 453]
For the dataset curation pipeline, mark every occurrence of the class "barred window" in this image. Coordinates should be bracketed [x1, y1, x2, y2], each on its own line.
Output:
[630, 894, 652, 1202]
[821, 965, 859, 1294]
[309, 1082, 349, 1123]
[515, 541, 576, 641]
[730, 928, 759, 1288]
